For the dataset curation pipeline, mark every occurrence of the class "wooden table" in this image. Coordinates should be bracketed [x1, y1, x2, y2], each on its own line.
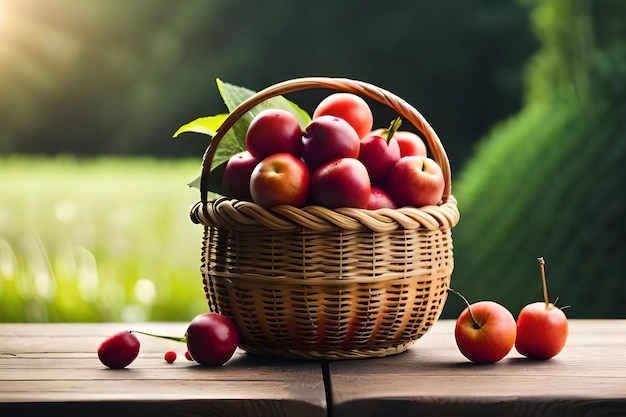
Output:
[1, 320, 625, 417]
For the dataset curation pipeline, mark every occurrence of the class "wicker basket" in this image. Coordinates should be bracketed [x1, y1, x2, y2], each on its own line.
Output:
[189, 77, 460, 360]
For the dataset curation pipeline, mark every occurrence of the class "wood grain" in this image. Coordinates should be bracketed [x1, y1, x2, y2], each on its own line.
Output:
[2, 320, 625, 417]
[328, 319, 626, 417]
[0, 322, 326, 417]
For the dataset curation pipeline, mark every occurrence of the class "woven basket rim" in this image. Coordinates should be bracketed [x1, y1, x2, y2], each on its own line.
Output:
[191, 194, 458, 232]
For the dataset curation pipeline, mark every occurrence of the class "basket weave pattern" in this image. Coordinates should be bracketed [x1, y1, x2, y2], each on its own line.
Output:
[190, 77, 460, 360]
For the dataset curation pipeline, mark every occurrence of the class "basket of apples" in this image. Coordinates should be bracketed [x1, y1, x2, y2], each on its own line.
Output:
[188, 77, 460, 360]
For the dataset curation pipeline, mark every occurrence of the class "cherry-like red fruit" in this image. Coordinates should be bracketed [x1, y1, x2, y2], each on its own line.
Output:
[97, 331, 140, 369]
[164, 350, 177, 364]
[185, 312, 240, 367]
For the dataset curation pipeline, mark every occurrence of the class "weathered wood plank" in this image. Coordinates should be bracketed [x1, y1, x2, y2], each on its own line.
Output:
[0, 322, 326, 417]
[329, 319, 626, 417]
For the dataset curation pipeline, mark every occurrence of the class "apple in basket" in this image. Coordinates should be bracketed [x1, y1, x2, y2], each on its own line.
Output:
[310, 157, 371, 209]
[222, 150, 260, 201]
[358, 132, 401, 187]
[370, 128, 428, 158]
[301, 115, 361, 171]
[245, 108, 303, 159]
[385, 156, 445, 207]
[367, 186, 397, 210]
[249, 152, 310, 208]
[312, 92, 374, 139]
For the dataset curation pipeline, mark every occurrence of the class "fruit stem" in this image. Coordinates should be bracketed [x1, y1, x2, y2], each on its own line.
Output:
[447, 288, 481, 329]
[385, 117, 402, 142]
[537, 257, 550, 309]
[130, 330, 186, 343]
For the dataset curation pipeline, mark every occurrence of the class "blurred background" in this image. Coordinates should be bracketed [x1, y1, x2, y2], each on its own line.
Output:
[1, 0, 624, 322]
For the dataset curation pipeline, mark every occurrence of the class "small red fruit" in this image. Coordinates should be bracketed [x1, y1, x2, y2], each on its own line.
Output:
[184, 351, 194, 361]
[185, 312, 240, 367]
[164, 350, 177, 364]
[130, 313, 239, 367]
[515, 257, 569, 360]
[97, 331, 140, 369]
[312, 92, 373, 138]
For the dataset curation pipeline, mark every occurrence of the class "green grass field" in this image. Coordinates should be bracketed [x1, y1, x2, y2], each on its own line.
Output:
[0, 156, 210, 322]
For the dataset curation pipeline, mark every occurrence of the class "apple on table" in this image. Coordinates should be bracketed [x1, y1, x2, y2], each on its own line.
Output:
[515, 257, 569, 360]
[449, 289, 517, 364]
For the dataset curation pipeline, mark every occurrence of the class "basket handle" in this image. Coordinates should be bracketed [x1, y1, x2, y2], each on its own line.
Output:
[199, 77, 452, 205]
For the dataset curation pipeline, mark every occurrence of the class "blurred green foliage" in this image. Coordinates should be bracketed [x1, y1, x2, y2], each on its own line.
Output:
[0, 0, 537, 172]
[443, 0, 626, 319]
[0, 157, 208, 322]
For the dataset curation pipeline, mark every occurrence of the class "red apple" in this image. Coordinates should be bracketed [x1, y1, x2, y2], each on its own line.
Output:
[301, 115, 360, 171]
[367, 187, 397, 210]
[453, 296, 517, 364]
[385, 156, 445, 207]
[370, 129, 427, 158]
[222, 151, 260, 201]
[358, 133, 401, 186]
[394, 130, 428, 157]
[245, 109, 303, 159]
[310, 158, 371, 209]
[515, 257, 569, 360]
[249, 153, 310, 208]
[313, 92, 373, 138]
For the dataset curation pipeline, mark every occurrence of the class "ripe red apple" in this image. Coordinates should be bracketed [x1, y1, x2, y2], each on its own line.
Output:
[358, 133, 401, 186]
[370, 129, 427, 158]
[367, 187, 397, 210]
[222, 151, 259, 201]
[245, 109, 303, 159]
[515, 257, 569, 360]
[312, 92, 373, 138]
[385, 156, 445, 207]
[301, 115, 360, 171]
[451, 290, 517, 364]
[310, 158, 371, 209]
[249, 153, 310, 208]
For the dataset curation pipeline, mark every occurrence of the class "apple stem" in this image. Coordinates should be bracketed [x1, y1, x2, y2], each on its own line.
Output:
[537, 257, 550, 309]
[130, 330, 186, 343]
[385, 117, 403, 142]
[447, 288, 481, 329]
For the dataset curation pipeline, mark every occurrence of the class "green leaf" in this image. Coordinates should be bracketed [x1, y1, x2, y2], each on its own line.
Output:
[217, 79, 310, 127]
[172, 114, 228, 138]
[187, 161, 226, 197]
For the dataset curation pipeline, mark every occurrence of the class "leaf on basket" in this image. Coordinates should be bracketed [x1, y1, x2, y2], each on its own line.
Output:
[181, 79, 312, 192]
[187, 162, 226, 197]
[172, 114, 228, 138]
